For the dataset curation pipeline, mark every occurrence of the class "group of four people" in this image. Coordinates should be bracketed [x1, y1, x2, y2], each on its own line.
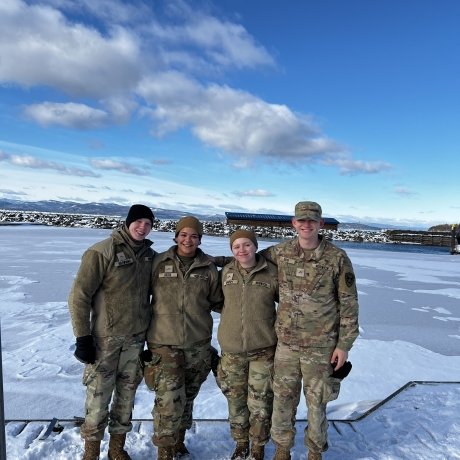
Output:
[68, 201, 360, 460]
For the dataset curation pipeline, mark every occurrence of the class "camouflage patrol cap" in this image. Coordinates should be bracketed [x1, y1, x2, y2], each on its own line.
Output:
[294, 201, 322, 221]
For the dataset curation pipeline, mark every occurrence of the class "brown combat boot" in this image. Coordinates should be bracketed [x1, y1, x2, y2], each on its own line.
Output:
[157, 446, 175, 460]
[272, 445, 291, 460]
[82, 440, 101, 460]
[250, 443, 265, 460]
[174, 429, 190, 457]
[108, 433, 131, 460]
[231, 441, 250, 459]
[307, 452, 322, 460]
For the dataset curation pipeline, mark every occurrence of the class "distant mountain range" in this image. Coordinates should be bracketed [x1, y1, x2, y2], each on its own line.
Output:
[0, 198, 225, 222]
[0, 198, 421, 230]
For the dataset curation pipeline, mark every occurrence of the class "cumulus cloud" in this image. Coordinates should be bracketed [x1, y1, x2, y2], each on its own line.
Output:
[0, 0, 389, 175]
[0, 0, 142, 98]
[147, 2, 276, 72]
[138, 72, 345, 164]
[0, 151, 99, 177]
[44, 0, 151, 24]
[90, 158, 149, 175]
[23, 102, 109, 129]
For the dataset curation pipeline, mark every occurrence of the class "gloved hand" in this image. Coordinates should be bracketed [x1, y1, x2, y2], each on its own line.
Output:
[210, 346, 220, 377]
[331, 361, 352, 380]
[74, 335, 96, 364]
[140, 349, 153, 363]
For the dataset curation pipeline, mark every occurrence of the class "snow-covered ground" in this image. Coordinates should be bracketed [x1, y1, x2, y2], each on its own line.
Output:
[1, 226, 460, 459]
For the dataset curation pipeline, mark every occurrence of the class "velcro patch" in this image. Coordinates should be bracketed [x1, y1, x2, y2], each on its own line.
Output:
[251, 281, 270, 288]
[159, 272, 178, 278]
[190, 274, 208, 280]
[224, 280, 239, 286]
[345, 272, 355, 287]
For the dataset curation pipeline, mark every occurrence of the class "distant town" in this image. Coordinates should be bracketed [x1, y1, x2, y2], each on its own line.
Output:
[0, 199, 457, 249]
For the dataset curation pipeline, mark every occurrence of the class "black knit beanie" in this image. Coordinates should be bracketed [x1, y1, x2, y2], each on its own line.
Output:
[125, 204, 154, 228]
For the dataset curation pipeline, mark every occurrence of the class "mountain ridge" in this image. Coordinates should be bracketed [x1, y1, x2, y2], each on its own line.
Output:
[0, 198, 426, 230]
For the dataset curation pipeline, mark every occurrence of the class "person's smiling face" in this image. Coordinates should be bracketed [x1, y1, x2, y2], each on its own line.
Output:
[231, 237, 257, 267]
[176, 227, 200, 256]
[128, 218, 152, 241]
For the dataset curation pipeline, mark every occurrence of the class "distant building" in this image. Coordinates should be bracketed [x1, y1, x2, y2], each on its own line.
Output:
[225, 212, 339, 231]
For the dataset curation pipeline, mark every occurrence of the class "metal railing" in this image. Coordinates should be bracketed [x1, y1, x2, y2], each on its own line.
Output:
[0, 320, 7, 460]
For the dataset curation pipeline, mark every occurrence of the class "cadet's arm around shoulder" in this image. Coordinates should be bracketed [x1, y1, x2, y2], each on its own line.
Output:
[259, 245, 277, 265]
[209, 255, 233, 267]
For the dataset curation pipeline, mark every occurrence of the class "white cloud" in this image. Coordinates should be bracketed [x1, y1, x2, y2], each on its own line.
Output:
[90, 158, 149, 176]
[394, 186, 417, 197]
[322, 157, 393, 175]
[139, 73, 345, 163]
[234, 189, 275, 197]
[0, 0, 390, 176]
[44, 0, 150, 24]
[0, 151, 99, 177]
[147, 3, 276, 71]
[23, 102, 109, 129]
[0, 188, 27, 196]
[0, 0, 142, 98]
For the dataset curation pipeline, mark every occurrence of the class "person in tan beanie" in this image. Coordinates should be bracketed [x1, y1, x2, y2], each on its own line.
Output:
[146, 215, 223, 460]
[217, 229, 279, 460]
[175, 216, 203, 239]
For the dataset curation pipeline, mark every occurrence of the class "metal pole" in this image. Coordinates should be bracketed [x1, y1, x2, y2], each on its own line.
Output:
[0, 319, 7, 460]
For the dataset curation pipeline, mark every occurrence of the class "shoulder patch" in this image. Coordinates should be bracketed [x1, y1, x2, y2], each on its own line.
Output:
[345, 272, 355, 287]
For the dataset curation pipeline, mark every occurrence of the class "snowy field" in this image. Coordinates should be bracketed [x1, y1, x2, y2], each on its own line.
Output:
[1, 225, 460, 459]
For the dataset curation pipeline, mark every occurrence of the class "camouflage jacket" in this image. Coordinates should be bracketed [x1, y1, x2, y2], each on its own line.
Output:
[260, 236, 359, 351]
[218, 255, 279, 353]
[147, 246, 223, 347]
[68, 226, 155, 338]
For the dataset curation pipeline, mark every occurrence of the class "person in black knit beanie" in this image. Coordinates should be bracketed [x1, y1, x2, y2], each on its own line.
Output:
[68, 204, 155, 460]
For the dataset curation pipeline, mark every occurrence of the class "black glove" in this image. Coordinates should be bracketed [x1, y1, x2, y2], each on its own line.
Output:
[331, 361, 352, 380]
[210, 346, 220, 377]
[74, 335, 96, 364]
[140, 349, 153, 363]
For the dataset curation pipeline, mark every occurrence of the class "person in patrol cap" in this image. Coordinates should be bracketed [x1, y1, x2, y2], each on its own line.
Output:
[294, 201, 322, 221]
[259, 201, 359, 460]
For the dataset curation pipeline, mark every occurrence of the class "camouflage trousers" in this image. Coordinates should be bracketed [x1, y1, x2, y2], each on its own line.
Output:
[271, 342, 340, 453]
[217, 346, 275, 446]
[148, 340, 212, 447]
[80, 333, 145, 441]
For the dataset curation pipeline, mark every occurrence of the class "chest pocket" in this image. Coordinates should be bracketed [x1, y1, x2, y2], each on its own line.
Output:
[279, 257, 330, 296]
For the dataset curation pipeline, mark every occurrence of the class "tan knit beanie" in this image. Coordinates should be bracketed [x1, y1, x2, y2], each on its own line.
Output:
[229, 229, 258, 249]
[175, 216, 203, 236]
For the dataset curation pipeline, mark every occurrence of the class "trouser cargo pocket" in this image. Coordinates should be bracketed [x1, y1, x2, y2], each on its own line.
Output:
[141, 349, 162, 391]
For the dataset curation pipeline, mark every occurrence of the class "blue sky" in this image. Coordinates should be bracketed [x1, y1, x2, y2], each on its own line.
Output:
[0, 0, 459, 229]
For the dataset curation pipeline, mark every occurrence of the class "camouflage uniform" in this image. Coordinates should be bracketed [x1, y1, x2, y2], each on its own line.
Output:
[218, 347, 275, 446]
[146, 246, 223, 447]
[81, 333, 145, 440]
[217, 255, 279, 447]
[68, 225, 154, 440]
[261, 236, 359, 454]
